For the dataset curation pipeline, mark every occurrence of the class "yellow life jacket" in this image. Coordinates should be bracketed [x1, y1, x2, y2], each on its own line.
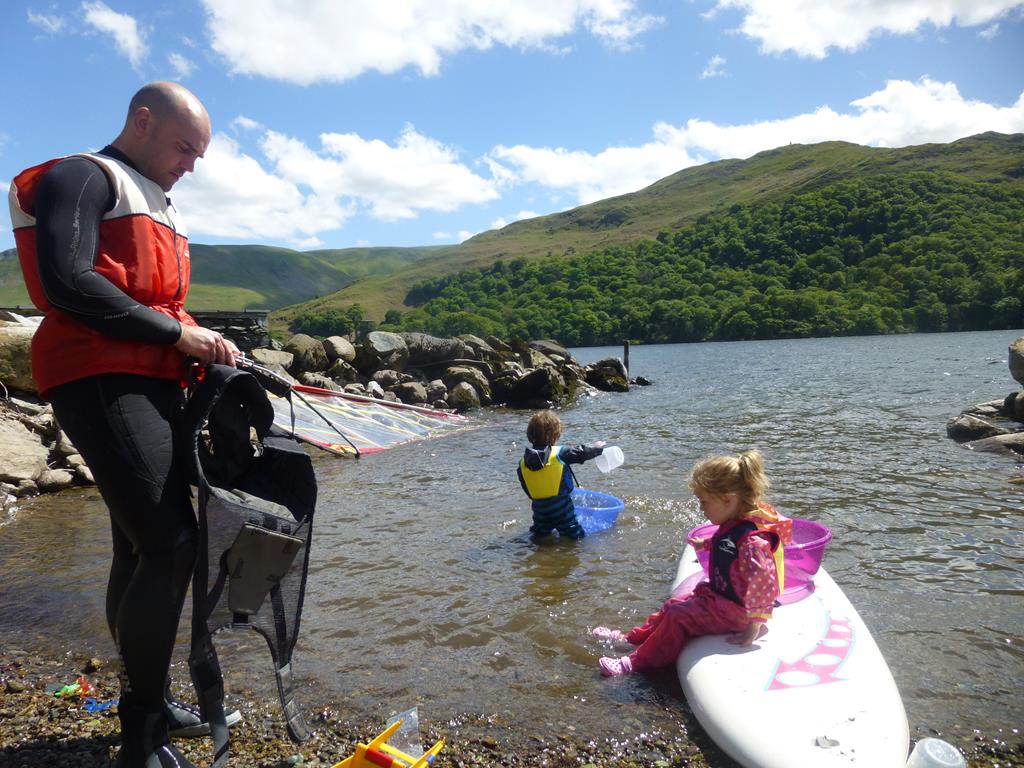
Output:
[748, 502, 790, 593]
[519, 445, 564, 499]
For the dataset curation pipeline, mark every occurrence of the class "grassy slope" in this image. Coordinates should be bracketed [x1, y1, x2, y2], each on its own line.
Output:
[4, 132, 1021, 320]
[273, 132, 1024, 326]
[0, 242, 448, 311]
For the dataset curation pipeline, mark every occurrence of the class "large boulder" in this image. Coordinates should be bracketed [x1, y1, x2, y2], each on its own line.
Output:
[0, 321, 37, 394]
[457, 334, 500, 362]
[1009, 336, 1024, 387]
[443, 365, 492, 404]
[964, 432, 1024, 457]
[326, 358, 359, 385]
[371, 369, 402, 389]
[401, 332, 470, 366]
[447, 381, 481, 411]
[298, 372, 342, 391]
[1007, 390, 1024, 422]
[585, 357, 629, 392]
[0, 415, 49, 484]
[249, 348, 294, 370]
[426, 379, 448, 402]
[946, 414, 1009, 443]
[485, 335, 515, 359]
[284, 334, 329, 374]
[359, 331, 409, 373]
[391, 381, 428, 405]
[508, 366, 567, 408]
[323, 336, 356, 364]
[529, 339, 575, 365]
[490, 369, 519, 406]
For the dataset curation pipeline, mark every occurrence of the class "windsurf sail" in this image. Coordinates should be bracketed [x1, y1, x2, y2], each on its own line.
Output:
[270, 383, 468, 456]
[234, 356, 468, 456]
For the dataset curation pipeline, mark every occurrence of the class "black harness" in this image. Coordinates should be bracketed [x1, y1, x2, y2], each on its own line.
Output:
[181, 364, 317, 766]
[710, 520, 779, 605]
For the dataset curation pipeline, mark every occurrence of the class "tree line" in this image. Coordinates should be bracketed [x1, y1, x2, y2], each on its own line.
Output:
[295, 172, 1023, 345]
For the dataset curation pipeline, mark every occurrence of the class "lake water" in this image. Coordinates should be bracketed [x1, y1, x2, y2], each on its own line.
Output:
[1, 330, 1022, 761]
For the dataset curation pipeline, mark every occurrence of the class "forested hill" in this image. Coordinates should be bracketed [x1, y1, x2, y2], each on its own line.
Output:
[278, 131, 1024, 323]
[330, 165, 1023, 345]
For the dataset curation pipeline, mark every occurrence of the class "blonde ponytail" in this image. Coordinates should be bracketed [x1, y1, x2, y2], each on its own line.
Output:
[689, 449, 769, 508]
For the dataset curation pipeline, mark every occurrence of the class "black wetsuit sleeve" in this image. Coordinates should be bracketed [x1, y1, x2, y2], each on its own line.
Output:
[559, 443, 604, 465]
[33, 157, 183, 344]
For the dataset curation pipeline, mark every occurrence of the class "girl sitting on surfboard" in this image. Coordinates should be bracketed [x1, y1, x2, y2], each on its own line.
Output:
[517, 410, 606, 539]
[593, 449, 790, 676]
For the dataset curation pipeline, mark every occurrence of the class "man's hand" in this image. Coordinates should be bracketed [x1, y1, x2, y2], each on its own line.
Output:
[175, 324, 238, 366]
[727, 622, 767, 646]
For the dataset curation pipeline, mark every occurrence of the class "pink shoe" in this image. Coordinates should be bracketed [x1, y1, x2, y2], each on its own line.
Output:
[592, 626, 626, 642]
[599, 656, 633, 677]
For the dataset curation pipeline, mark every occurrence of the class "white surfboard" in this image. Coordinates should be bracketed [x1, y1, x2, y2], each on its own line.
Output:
[672, 545, 909, 768]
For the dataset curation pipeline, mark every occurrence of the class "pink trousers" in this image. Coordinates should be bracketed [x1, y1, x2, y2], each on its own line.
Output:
[625, 584, 748, 670]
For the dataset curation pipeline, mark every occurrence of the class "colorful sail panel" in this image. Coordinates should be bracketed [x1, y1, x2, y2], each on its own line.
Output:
[269, 383, 469, 456]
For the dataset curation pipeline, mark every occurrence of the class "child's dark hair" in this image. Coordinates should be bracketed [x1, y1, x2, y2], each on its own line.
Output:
[688, 449, 769, 508]
[527, 410, 562, 446]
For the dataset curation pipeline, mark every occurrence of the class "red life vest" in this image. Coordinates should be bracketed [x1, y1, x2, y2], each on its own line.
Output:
[9, 153, 197, 395]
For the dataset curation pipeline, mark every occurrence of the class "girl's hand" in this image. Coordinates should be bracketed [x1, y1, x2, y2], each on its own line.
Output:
[687, 536, 707, 550]
[595, 440, 607, 448]
[727, 622, 766, 646]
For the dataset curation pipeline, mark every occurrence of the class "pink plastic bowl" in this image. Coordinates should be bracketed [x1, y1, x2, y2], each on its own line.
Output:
[689, 518, 832, 604]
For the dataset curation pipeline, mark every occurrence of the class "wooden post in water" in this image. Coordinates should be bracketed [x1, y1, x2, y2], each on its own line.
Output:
[623, 340, 630, 379]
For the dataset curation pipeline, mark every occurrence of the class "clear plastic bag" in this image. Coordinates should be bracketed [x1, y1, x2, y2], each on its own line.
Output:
[385, 706, 423, 758]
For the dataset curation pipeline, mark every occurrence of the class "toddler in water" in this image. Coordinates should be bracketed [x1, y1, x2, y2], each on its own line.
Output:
[593, 449, 789, 676]
[517, 410, 605, 539]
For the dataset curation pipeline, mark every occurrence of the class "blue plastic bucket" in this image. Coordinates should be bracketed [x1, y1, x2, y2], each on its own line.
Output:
[573, 488, 625, 534]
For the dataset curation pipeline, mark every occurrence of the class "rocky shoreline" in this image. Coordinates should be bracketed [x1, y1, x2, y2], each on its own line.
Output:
[0, 644, 715, 768]
[945, 336, 1024, 461]
[1, 314, 643, 516]
[2, 645, 1021, 768]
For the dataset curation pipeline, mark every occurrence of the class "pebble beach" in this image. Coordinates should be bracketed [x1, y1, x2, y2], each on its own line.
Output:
[1, 646, 1021, 768]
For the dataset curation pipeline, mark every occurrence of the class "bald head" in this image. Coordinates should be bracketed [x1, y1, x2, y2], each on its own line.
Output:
[125, 81, 208, 128]
[112, 81, 212, 192]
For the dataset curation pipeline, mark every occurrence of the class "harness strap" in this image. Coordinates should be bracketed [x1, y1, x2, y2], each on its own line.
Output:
[184, 364, 317, 766]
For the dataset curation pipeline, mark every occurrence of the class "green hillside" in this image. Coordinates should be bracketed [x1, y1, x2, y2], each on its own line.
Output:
[275, 132, 1024, 325]
[0, 241, 447, 311]
[369, 171, 1022, 344]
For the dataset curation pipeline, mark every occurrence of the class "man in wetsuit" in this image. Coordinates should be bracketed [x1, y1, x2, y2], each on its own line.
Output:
[8, 82, 239, 768]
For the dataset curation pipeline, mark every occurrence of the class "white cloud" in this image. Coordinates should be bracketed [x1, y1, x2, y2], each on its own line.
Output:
[491, 210, 539, 229]
[27, 10, 66, 34]
[488, 78, 1024, 206]
[979, 22, 1001, 38]
[700, 54, 726, 79]
[175, 125, 498, 245]
[201, 0, 661, 85]
[232, 115, 262, 132]
[713, 0, 1024, 58]
[168, 52, 195, 79]
[0, 181, 9, 237]
[457, 230, 475, 242]
[293, 125, 499, 220]
[489, 130, 698, 205]
[82, 1, 146, 70]
[175, 134, 356, 245]
[664, 77, 1024, 157]
[174, 78, 1023, 247]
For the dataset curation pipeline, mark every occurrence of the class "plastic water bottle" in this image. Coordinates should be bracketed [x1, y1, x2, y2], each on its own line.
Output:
[905, 738, 966, 768]
[594, 445, 624, 473]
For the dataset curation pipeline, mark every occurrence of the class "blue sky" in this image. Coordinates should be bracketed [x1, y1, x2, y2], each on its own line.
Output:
[3, 1, 1023, 253]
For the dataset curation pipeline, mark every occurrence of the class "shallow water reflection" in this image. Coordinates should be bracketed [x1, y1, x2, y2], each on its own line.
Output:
[1, 330, 1022, 757]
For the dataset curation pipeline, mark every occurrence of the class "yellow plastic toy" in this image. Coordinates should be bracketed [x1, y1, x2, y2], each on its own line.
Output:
[332, 719, 445, 768]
